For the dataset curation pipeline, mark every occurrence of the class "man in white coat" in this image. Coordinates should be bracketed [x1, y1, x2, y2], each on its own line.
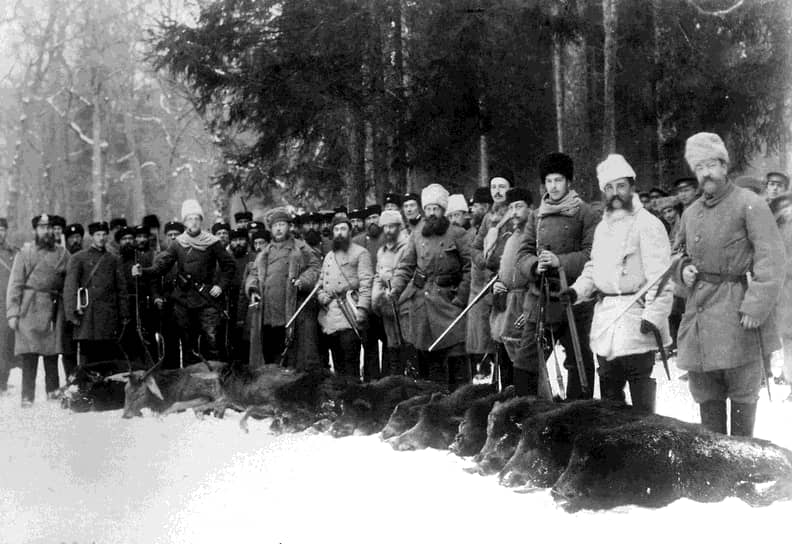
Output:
[561, 154, 673, 412]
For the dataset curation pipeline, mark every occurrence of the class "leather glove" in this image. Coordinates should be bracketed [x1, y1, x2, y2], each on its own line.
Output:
[559, 287, 577, 305]
[640, 319, 654, 335]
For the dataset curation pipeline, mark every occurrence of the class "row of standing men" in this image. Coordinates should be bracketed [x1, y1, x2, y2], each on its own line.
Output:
[1, 131, 788, 440]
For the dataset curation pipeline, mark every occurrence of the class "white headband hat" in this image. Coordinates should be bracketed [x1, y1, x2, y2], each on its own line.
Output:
[446, 194, 469, 215]
[181, 199, 204, 221]
[685, 132, 729, 170]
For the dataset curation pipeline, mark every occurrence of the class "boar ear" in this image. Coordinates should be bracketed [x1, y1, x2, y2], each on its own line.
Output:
[145, 376, 164, 400]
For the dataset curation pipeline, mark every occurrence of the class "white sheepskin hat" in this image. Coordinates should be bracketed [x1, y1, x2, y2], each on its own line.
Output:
[684, 132, 729, 170]
[596, 154, 637, 191]
[446, 194, 469, 215]
[181, 199, 204, 221]
[421, 183, 450, 210]
[378, 210, 404, 227]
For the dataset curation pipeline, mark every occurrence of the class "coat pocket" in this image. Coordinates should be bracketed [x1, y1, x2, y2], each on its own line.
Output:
[28, 292, 53, 333]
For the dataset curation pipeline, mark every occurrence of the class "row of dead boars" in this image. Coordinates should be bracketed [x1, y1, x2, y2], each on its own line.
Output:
[54, 363, 792, 511]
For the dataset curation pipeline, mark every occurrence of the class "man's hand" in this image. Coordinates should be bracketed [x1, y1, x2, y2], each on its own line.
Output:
[538, 250, 560, 271]
[640, 319, 654, 335]
[682, 264, 698, 288]
[154, 297, 165, 310]
[492, 281, 508, 294]
[559, 287, 577, 305]
[250, 292, 261, 305]
[355, 308, 367, 324]
[740, 314, 760, 329]
[131, 264, 143, 277]
[292, 278, 303, 291]
[209, 285, 222, 298]
[8, 317, 18, 331]
[317, 291, 332, 307]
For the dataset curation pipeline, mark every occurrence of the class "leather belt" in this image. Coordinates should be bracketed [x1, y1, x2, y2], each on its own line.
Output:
[696, 271, 746, 284]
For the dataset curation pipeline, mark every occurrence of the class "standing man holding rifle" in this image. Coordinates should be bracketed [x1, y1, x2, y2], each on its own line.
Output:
[132, 199, 235, 365]
[514, 153, 598, 399]
[388, 183, 472, 389]
[317, 213, 372, 380]
[244, 208, 321, 369]
[674, 133, 784, 436]
[560, 154, 673, 413]
[371, 209, 410, 376]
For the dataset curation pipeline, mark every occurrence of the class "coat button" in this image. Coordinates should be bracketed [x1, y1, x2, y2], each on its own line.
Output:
[697, 307, 703, 312]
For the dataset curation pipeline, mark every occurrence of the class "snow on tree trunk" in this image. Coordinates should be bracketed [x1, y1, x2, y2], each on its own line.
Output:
[91, 78, 104, 221]
[602, 0, 618, 155]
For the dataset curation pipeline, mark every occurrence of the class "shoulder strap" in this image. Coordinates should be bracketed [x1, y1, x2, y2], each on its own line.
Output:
[84, 253, 107, 289]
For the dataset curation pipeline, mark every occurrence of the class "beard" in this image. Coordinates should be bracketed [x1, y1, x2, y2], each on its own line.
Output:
[136, 241, 150, 252]
[231, 245, 248, 258]
[321, 227, 331, 238]
[472, 213, 484, 229]
[120, 244, 136, 259]
[332, 235, 351, 252]
[605, 194, 634, 213]
[384, 230, 398, 244]
[304, 230, 322, 247]
[408, 216, 421, 226]
[67, 242, 82, 254]
[36, 233, 55, 249]
[366, 223, 382, 238]
[421, 215, 450, 237]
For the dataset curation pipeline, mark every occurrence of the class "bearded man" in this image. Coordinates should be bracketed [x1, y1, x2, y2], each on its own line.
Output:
[371, 210, 410, 376]
[389, 184, 472, 389]
[0, 218, 18, 392]
[352, 205, 386, 381]
[6, 214, 70, 405]
[316, 213, 372, 379]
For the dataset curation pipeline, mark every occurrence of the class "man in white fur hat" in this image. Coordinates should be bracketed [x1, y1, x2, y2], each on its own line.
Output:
[133, 199, 235, 363]
[389, 183, 472, 388]
[673, 132, 784, 437]
[371, 209, 410, 375]
[561, 154, 672, 413]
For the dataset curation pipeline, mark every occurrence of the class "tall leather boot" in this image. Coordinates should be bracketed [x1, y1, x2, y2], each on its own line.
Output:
[628, 378, 657, 413]
[699, 400, 727, 434]
[599, 379, 626, 404]
[730, 401, 757, 437]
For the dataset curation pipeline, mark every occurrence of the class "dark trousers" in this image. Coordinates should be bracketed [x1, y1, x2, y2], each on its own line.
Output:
[496, 343, 514, 389]
[173, 303, 220, 362]
[513, 367, 539, 397]
[597, 351, 655, 403]
[517, 305, 595, 400]
[362, 315, 386, 382]
[20, 354, 59, 402]
[328, 329, 361, 379]
[261, 325, 287, 366]
[417, 347, 471, 390]
[160, 303, 182, 369]
[669, 296, 685, 351]
[1, 327, 15, 390]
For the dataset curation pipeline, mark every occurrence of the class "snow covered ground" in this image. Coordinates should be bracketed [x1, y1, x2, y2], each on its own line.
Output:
[1, 360, 790, 544]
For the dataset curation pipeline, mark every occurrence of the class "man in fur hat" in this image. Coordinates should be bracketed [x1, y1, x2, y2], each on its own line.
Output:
[245, 208, 321, 369]
[64, 221, 130, 370]
[389, 183, 472, 388]
[133, 199, 235, 363]
[561, 154, 673, 413]
[514, 152, 597, 399]
[674, 133, 785, 436]
[316, 213, 372, 379]
[6, 214, 70, 405]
